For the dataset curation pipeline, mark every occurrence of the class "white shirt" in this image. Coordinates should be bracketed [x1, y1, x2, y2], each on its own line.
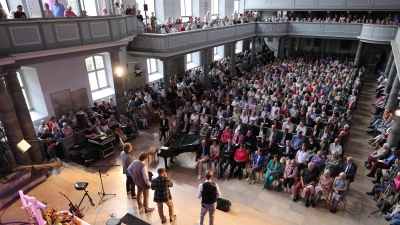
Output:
[296, 125, 307, 136]
[240, 114, 249, 123]
[296, 150, 309, 164]
[144, 95, 153, 103]
[44, 9, 55, 18]
[190, 114, 199, 122]
[200, 116, 208, 125]
[329, 143, 343, 155]
[282, 122, 293, 132]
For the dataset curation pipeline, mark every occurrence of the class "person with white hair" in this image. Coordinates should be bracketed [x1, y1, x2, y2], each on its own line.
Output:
[102, 7, 108, 16]
[64, 5, 76, 17]
[0, 3, 7, 19]
[311, 169, 332, 207]
[364, 143, 390, 168]
[62, 122, 74, 136]
[330, 172, 348, 213]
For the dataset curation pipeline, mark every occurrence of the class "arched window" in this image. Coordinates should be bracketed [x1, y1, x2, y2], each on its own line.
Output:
[85, 55, 108, 91]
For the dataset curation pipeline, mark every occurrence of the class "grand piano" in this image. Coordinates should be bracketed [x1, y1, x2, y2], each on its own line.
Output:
[157, 134, 205, 169]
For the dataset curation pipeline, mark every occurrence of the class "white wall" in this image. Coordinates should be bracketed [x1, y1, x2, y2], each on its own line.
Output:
[192, 51, 201, 65]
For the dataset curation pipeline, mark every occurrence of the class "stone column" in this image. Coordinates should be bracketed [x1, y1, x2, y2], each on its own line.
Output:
[287, 37, 293, 56]
[385, 75, 400, 112]
[202, 48, 213, 90]
[320, 39, 327, 58]
[224, 44, 231, 59]
[387, 117, 400, 149]
[354, 41, 364, 68]
[385, 55, 397, 94]
[162, 59, 172, 96]
[295, 37, 300, 51]
[110, 50, 127, 117]
[0, 74, 29, 165]
[175, 55, 185, 78]
[242, 39, 251, 52]
[278, 36, 286, 59]
[325, 39, 331, 54]
[250, 36, 256, 65]
[4, 68, 43, 163]
[230, 42, 237, 78]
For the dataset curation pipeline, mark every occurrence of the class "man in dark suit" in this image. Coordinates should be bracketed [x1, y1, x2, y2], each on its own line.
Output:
[180, 109, 191, 123]
[266, 138, 280, 162]
[342, 157, 357, 183]
[223, 106, 233, 119]
[277, 128, 293, 147]
[318, 126, 332, 141]
[258, 113, 271, 127]
[243, 130, 256, 154]
[305, 113, 315, 128]
[280, 140, 295, 162]
[233, 119, 246, 135]
[159, 115, 169, 142]
[180, 117, 191, 134]
[199, 102, 209, 115]
[218, 139, 236, 179]
[265, 125, 279, 141]
[194, 140, 210, 179]
[245, 120, 259, 136]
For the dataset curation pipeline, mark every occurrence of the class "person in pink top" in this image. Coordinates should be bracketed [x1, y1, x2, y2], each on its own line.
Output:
[64, 5, 76, 17]
[220, 126, 232, 145]
[232, 130, 244, 145]
[227, 144, 248, 180]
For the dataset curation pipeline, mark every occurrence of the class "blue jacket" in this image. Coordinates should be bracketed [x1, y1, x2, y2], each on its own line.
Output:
[252, 154, 266, 170]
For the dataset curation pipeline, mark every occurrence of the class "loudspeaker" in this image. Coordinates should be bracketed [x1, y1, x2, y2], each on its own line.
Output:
[144, 4, 148, 11]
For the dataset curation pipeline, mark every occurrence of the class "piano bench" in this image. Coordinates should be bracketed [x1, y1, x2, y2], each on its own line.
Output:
[147, 146, 158, 165]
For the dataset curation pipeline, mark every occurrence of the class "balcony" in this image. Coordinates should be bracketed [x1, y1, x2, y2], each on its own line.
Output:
[358, 24, 399, 44]
[0, 16, 142, 56]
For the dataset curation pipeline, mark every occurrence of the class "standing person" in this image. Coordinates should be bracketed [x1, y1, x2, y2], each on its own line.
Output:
[128, 152, 154, 213]
[151, 168, 176, 224]
[121, 143, 136, 199]
[166, 88, 177, 114]
[197, 170, 221, 225]
[53, 0, 65, 17]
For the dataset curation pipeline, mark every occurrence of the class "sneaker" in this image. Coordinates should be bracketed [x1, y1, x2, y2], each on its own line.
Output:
[198, 175, 202, 180]
[245, 178, 250, 182]
[170, 215, 176, 222]
[145, 208, 155, 213]
[251, 180, 255, 184]
[284, 187, 288, 192]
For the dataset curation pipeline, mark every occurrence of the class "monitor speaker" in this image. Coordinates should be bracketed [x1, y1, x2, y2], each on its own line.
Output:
[144, 4, 148, 11]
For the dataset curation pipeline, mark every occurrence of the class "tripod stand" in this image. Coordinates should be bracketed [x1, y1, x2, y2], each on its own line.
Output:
[369, 180, 396, 217]
[89, 163, 119, 205]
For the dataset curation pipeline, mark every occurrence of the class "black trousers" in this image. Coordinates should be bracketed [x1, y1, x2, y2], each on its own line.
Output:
[283, 178, 295, 188]
[126, 175, 136, 196]
[229, 161, 246, 179]
[219, 156, 232, 176]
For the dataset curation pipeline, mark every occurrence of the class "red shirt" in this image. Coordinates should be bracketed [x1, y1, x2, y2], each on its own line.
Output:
[179, 27, 186, 32]
[234, 149, 248, 162]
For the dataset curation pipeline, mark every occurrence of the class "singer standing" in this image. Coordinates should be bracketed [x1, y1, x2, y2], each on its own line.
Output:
[151, 168, 176, 224]
[121, 143, 136, 199]
[197, 170, 221, 225]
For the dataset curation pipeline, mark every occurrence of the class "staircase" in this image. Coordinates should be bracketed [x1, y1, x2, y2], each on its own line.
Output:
[0, 170, 46, 209]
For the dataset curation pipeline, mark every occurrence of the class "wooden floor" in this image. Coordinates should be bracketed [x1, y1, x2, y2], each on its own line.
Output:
[0, 71, 389, 225]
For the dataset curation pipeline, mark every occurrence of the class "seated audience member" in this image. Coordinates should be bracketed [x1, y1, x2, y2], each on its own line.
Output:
[48, 116, 61, 132]
[257, 135, 268, 155]
[292, 162, 319, 206]
[374, 158, 399, 184]
[295, 144, 309, 171]
[380, 173, 400, 221]
[100, 118, 126, 142]
[14, 5, 26, 18]
[51, 127, 63, 157]
[61, 122, 74, 136]
[133, 108, 149, 129]
[218, 139, 235, 178]
[68, 111, 76, 124]
[319, 137, 329, 156]
[181, 117, 191, 134]
[227, 144, 248, 180]
[282, 118, 294, 133]
[101, 99, 115, 116]
[159, 115, 169, 142]
[91, 112, 103, 124]
[232, 130, 244, 145]
[329, 138, 343, 155]
[208, 114, 217, 127]
[64, 5, 76, 17]
[37, 120, 49, 136]
[277, 128, 292, 147]
[306, 136, 318, 154]
[169, 115, 181, 135]
[226, 118, 235, 131]
[120, 114, 135, 134]
[282, 159, 298, 192]
[367, 148, 399, 178]
[243, 130, 256, 154]
[40, 127, 55, 140]
[217, 116, 225, 130]
[194, 140, 210, 179]
[324, 151, 342, 177]
[342, 157, 357, 185]
[85, 105, 94, 118]
[210, 124, 221, 140]
[190, 110, 199, 124]
[59, 115, 69, 125]
[93, 120, 103, 134]
[310, 150, 325, 172]
[262, 154, 281, 189]
[199, 123, 211, 137]
[199, 113, 208, 126]
[330, 172, 348, 213]
[318, 126, 332, 141]
[209, 140, 221, 170]
[233, 119, 246, 134]
[220, 126, 232, 145]
[311, 169, 332, 208]
[140, 104, 153, 125]
[107, 115, 128, 141]
[280, 140, 295, 165]
[246, 149, 266, 184]
[266, 125, 279, 141]
[188, 120, 200, 135]
[258, 123, 267, 138]
[291, 131, 305, 151]
[364, 143, 390, 168]
[266, 138, 279, 162]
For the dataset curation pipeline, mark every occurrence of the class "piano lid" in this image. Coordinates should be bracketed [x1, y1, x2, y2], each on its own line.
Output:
[169, 134, 204, 149]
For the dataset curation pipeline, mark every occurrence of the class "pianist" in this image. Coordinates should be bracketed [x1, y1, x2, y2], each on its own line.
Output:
[85, 126, 97, 144]
[195, 140, 210, 180]
[189, 120, 200, 135]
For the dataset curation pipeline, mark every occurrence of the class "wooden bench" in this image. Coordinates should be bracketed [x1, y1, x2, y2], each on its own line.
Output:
[147, 146, 158, 165]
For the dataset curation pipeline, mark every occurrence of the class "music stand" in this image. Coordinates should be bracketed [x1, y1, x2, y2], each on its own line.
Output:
[17, 140, 40, 179]
[89, 162, 119, 205]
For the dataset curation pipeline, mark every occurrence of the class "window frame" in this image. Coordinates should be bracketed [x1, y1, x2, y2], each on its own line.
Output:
[147, 58, 158, 74]
[187, 53, 192, 63]
[211, 0, 219, 15]
[85, 55, 108, 92]
[180, 0, 192, 17]
[16, 72, 32, 110]
[135, 0, 155, 15]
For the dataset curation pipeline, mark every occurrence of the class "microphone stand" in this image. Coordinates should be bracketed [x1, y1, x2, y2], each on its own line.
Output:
[88, 162, 119, 205]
